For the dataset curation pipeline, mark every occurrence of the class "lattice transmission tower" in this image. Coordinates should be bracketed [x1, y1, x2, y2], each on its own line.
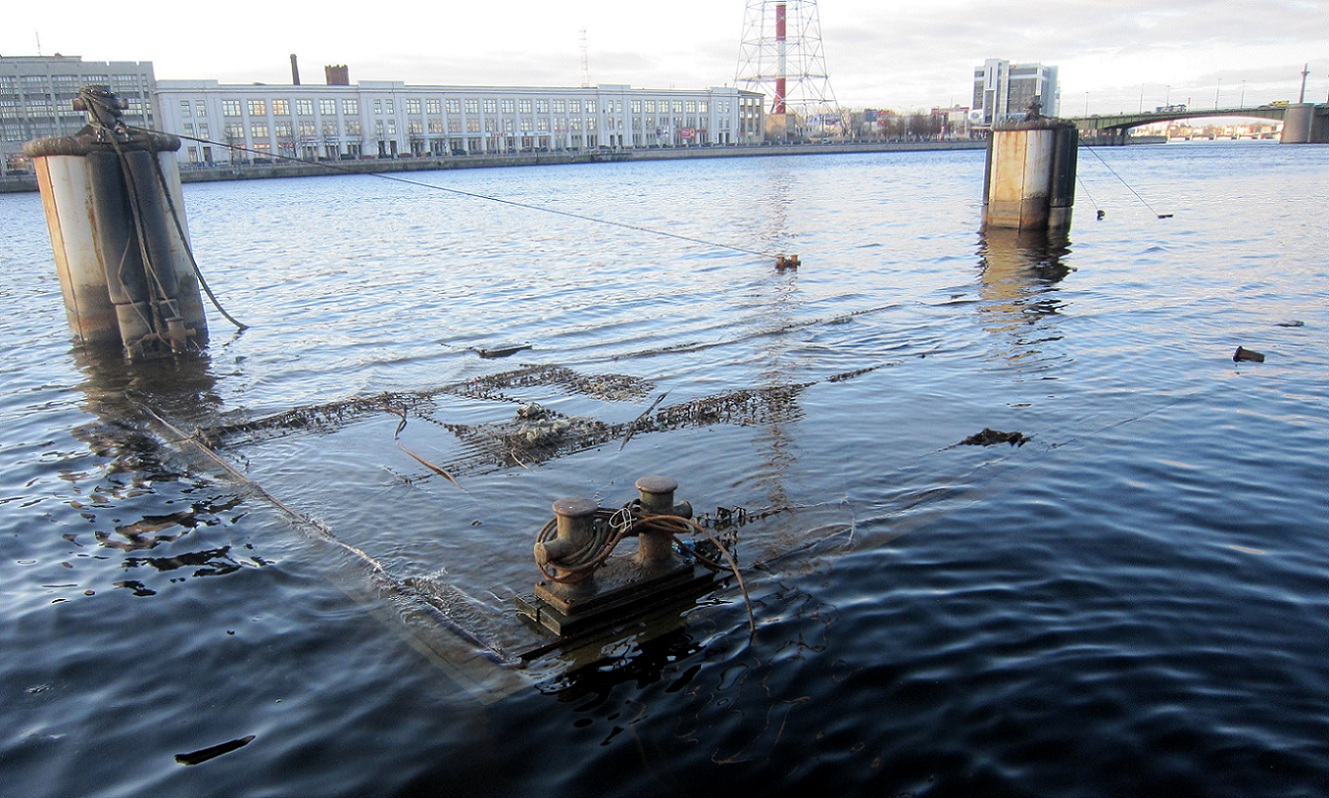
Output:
[734, 0, 842, 139]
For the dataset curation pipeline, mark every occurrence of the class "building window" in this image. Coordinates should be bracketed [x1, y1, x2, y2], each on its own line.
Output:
[448, 119, 461, 133]
[342, 99, 359, 115]
[586, 101, 597, 114]
[673, 101, 684, 113]
[345, 120, 361, 135]
[374, 100, 382, 115]
[428, 119, 443, 134]
[251, 123, 269, 139]
[569, 100, 582, 113]
[426, 98, 441, 115]
[275, 121, 292, 137]
[319, 99, 336, 115]
[645, 100, 656, 113]
[484, 99, 497, 114]
[699, 101, 708, 113]
[501, 99, 514, 113]
[631, 100, 642, 113]
[535, 99, 548, 113]
[299, 121, 316, 136]
[271, 99, 289, 115]
[385, 100, 394, 114]
[198, 124, 209, 138]
[406, 99, 421, 114]
[296, 99, 314, 115]
[467, 119, 480, 133]
[248, 100, 267, 116]
[518, 99, 532, 114]
[222, 100, 242, 117]
[446, 99, 461, 114]
[322, 121, 337, 136]
[224, 122, 244, 141]
[465, 99, 479, 114]
[553, 99, 566, 113]
[386, 119, 396, 135]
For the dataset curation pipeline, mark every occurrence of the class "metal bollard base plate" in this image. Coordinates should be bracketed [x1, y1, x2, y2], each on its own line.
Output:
[517, 558, 718, 637]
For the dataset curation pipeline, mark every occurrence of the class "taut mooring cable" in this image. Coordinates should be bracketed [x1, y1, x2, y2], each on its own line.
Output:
[1077, 136, 1174, 219]
[132, 126, 788, 261]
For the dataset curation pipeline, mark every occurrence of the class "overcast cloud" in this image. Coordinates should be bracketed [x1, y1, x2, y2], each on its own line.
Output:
[3, 0, 1324, 114]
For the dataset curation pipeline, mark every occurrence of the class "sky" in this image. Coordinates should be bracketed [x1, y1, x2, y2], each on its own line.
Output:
[3, 0, 1326, 115]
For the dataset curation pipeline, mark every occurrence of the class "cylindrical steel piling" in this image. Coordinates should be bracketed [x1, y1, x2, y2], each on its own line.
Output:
[23, 87, 209, 358]
[983, 117, 1079, 231]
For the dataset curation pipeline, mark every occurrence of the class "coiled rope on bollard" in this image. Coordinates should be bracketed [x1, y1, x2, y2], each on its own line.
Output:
[534, 503, 755, 633]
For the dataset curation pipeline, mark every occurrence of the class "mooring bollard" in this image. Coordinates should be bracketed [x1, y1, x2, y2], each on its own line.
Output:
[520, 475, 721, 636]
[533, 496, 601, 597]
[635, 475, 691, 568]
[24, 85, 208, 359]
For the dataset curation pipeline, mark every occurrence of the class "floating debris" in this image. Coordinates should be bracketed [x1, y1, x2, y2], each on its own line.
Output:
[1275, 320, 1305, 328]
[175, 734, 256, 766]
[472, 344, 531, 359]
[961, 428, 1029, 447]
[1233, 346, 1266, 363]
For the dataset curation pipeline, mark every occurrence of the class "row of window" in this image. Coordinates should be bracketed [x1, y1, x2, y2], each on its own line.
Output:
[200, 97, 734, 119]
[193, 111, 729, 142]
[0, 73, 148, 94]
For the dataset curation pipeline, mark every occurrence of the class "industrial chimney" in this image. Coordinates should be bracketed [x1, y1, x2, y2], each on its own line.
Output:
[290, 54, 301, 85]
[325, 65, 350, 86]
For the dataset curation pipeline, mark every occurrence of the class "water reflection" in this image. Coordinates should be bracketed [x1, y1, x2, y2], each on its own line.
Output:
[975, 228, 1072, 364]
[62, 347, 255, 589]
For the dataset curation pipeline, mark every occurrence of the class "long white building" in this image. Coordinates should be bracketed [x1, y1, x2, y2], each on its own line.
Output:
[0, 55, 766, 174]
[155, 79, 766, 164]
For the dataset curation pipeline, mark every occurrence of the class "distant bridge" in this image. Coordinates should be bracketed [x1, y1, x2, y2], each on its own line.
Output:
[1068, 104, 1329, 145]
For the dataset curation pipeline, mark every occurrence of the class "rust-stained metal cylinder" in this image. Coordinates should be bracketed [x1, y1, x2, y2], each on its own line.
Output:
[534, 497, 600, 585]
[982, 117, 1078, 231]
[23, 86, 208, 358]
[635, 475, 684, 566]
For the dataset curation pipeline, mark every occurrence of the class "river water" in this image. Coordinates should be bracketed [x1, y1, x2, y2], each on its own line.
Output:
[2, 142, 1327, 796]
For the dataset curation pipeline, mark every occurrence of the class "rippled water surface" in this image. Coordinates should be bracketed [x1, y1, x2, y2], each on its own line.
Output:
[2, 143, 1328, 796]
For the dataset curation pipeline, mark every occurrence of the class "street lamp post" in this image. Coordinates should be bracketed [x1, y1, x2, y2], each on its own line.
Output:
[1215, 77, 1221, 110]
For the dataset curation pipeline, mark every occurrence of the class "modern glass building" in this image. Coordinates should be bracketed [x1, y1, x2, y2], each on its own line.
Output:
[0, 55, 157, 174]
[971, 59, 1060, 126]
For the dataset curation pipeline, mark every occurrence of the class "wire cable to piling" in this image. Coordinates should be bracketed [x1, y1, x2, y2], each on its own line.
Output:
[130, 126, 787, 261]
[1077, 137, 1174, 219]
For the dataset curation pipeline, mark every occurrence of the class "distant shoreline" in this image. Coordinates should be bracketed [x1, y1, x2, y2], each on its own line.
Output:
[0, 140, 989, 194]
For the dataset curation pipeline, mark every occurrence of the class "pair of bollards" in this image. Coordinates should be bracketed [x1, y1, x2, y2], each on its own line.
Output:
[523, 475, 715, 636]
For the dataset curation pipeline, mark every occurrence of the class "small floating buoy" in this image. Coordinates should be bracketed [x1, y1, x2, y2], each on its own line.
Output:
[1233, 346, 1265, 363]
[1097, 209, 1106, 220]
[775, 254, 800, 272]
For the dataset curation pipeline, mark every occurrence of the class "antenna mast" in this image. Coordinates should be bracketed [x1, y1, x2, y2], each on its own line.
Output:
[580, 29, 592, 88]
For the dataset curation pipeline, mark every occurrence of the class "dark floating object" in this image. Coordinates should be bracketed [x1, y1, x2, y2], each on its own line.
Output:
[1233, 346, 1266, 363]
[961, 428, 1029, 447]
[472, 344, 532, 359]
[1097, 209, 1106, 220]
[1276, 320, 1305, 328]
[1157, 213, 1174, 219]
[175, 734, 256, 766]
[775, 254, 800, 271]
